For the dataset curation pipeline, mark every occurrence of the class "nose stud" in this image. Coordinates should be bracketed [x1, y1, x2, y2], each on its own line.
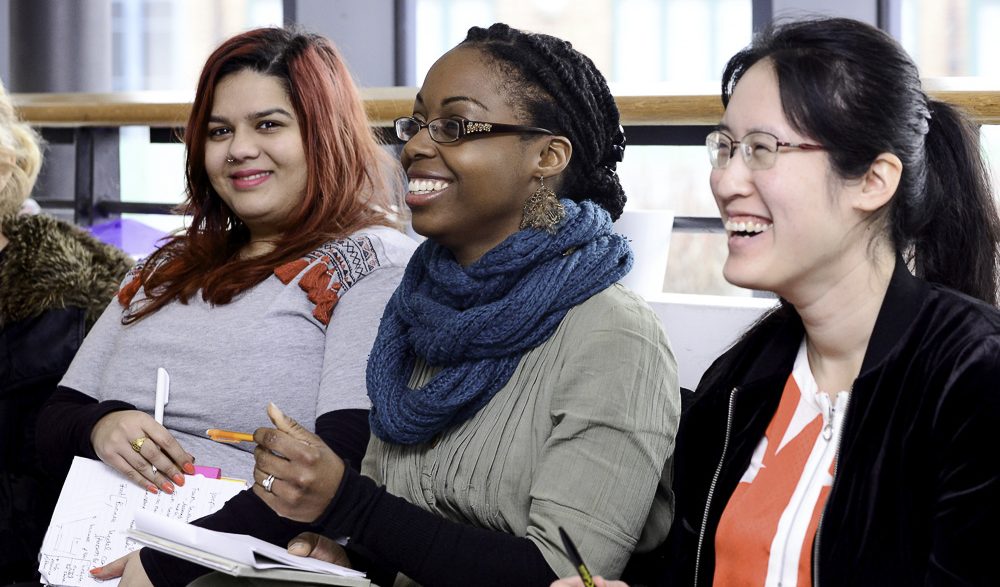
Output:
[226, 156, 236, 163]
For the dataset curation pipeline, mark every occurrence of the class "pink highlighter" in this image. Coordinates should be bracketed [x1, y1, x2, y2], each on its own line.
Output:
[191, 465, 221, 479]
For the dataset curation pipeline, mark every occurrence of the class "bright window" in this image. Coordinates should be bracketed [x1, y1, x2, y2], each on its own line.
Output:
[900, 0, 1000, 213]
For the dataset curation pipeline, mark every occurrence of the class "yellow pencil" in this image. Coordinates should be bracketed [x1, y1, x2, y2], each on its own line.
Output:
[205, 428, 254, 443]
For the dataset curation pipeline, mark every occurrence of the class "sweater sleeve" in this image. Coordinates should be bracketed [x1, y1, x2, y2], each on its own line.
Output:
[318, 467, 558, 587]
[316, 262, 405, 415]
[315, 409, 370, 471]
[35, 385, 134, 478]
[525, 287, 679, 577]
[35, 290, 139, 478]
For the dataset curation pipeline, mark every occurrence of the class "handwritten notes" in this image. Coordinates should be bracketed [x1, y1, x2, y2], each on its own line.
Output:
[39, 457, 245, 587]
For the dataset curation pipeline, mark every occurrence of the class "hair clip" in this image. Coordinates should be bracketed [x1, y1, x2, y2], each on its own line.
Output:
[609, 124, 626, 163]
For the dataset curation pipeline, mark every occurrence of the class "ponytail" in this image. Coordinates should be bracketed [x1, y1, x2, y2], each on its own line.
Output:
[904, 100, 1000, 305]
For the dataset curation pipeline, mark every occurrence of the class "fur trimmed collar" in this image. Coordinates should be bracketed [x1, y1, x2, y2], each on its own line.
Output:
[0, 214, 133, 328]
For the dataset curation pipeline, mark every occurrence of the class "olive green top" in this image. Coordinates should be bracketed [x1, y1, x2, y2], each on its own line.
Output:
[362, 283, 680, 583]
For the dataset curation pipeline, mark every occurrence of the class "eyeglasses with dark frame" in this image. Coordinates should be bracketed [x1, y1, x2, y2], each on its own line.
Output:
[394, 116, 554, 144]
[706, 130, 825, 171]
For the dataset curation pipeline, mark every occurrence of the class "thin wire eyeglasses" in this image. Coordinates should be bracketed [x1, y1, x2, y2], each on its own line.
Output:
[706, 130, 825, 170]
[394, 116, 554, 144]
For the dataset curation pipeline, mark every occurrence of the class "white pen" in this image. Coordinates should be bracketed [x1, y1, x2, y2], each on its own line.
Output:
[154, 367, 170, 425]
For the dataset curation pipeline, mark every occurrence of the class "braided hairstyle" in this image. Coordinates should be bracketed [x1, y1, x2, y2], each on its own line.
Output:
[462, 23, 627, 220]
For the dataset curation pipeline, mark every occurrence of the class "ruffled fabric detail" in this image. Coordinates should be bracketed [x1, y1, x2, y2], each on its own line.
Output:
[274, 236, 383, 325]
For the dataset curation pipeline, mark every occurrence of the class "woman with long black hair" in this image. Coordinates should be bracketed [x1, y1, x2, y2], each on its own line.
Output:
[556, 16, 1000, 587]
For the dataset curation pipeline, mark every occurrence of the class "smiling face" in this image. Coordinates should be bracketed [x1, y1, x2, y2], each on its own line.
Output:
[205, 69, 308, 252]
[401, 46, 552, 265]
[710, 60, 871, 303]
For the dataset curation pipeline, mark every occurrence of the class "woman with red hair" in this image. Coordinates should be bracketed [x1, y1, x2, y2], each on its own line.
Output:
[37, 27, 415, 585]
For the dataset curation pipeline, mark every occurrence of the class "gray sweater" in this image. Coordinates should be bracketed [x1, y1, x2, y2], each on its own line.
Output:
[61, 226, 416, 481]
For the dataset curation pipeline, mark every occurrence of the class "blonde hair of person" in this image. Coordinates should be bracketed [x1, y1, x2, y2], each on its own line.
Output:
[0, 81, 43, 219]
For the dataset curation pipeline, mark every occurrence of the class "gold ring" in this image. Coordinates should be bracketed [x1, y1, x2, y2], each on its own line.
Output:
[130, 437, 147, 453]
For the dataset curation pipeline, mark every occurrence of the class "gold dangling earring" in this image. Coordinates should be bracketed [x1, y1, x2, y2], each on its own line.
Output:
[520, 176, 565, 233]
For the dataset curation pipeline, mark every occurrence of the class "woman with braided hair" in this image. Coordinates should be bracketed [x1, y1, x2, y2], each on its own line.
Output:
[223, 23, 680, 587]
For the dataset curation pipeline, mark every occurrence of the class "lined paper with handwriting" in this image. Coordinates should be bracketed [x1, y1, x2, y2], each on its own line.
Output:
[39, 457, 245, 587]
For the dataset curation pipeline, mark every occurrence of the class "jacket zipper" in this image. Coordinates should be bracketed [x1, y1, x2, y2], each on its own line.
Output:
[812, 388, 852, 587]
[693, 386, 739, 587]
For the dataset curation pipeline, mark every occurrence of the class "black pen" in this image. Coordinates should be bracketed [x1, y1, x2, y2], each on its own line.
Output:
[558, 526, 596, 587]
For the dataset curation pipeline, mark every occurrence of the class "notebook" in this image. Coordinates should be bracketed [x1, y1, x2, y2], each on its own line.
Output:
[128, 510, 369, 586]
[38, 456, 246, 586]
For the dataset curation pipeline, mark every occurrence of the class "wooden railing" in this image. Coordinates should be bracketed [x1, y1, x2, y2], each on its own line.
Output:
[12, 81, 1000, 127]
[10, 81, 1000, 227]
[11, 89, 727, 128]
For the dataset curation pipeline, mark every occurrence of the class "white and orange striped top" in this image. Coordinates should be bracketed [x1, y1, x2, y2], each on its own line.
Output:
[713, 341, 849, 587]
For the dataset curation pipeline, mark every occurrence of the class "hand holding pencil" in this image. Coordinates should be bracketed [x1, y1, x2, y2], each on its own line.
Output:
[550, 528, 629, 587]
[250, 403, 346, 523]
[549, 578, 627, 587]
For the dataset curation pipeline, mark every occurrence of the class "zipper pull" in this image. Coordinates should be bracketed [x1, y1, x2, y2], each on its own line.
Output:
[819, 393, 835, 441]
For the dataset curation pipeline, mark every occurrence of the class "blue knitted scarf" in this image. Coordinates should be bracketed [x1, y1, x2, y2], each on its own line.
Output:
[367, 199, 634, 445]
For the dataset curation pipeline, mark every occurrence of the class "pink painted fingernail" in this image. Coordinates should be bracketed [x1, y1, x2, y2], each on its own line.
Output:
[162, 481, 175, 494]
[173, 473, 185, 486]
[90, 567, 102, 575]
[147, 484, 158, 494]
[182, 463, 196, 475]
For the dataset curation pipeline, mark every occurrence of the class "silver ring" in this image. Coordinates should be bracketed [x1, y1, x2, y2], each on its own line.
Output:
[262, 473, 275, 493]
[150, 465, 158, 476]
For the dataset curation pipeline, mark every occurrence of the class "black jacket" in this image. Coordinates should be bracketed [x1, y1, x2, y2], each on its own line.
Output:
[0, 213, 131, 583]
[662, 260, 1000, 586]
